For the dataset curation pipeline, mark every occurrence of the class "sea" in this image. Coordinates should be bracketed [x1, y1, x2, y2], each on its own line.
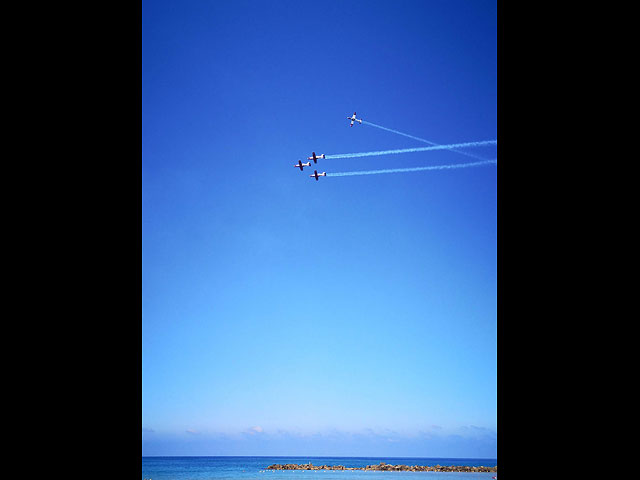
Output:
[141, 457, 498, 480]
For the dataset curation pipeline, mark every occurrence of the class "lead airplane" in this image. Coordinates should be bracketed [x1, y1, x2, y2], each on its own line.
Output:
[347, 111, 362, 127]
[309, 170, 327, 181]
[294, 160, 312, 171]
[307, 152, 325, 163]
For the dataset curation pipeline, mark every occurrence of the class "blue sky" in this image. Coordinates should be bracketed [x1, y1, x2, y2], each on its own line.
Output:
[142, 0, 497, 458]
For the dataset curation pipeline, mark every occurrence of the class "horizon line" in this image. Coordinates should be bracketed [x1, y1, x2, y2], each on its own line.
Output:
[141, 455, 498, 459]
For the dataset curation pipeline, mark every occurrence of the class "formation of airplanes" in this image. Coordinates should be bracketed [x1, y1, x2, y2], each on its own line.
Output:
[292, 112, 361, 181]
[292, 154, 326, 179]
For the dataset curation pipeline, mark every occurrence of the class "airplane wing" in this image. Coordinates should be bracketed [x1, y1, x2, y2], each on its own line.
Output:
[350, 120, 354, 126]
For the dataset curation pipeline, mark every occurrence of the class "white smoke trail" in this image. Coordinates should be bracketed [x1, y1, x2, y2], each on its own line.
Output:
[361, 120, 437, 144]
[325, 140, 497, 160]
[326, 159, 497, 177]
[362, 120, 492, 161]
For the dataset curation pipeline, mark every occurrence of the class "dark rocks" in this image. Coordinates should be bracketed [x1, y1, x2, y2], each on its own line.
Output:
[265, 462, 497, 472]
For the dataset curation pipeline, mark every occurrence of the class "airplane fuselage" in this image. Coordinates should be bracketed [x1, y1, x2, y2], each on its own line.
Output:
[295, 161, 312, 171]
[348, 111, 362, 126]
[308, 152, 325, 163]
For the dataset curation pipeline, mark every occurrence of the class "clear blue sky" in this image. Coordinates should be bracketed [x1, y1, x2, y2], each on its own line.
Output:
[142, 0, 497, 458]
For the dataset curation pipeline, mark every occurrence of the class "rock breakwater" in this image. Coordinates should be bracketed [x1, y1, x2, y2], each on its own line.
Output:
[266, 462, 497, 473]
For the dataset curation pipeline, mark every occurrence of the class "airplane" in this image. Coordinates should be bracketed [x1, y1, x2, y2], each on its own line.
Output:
[309, 170, 327, 181]
[294, 160, 312, 171]
[307, 152, 325, 163]
[347, 111, 362, 127]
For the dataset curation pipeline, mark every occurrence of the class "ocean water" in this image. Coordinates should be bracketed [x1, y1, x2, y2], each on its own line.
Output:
[141, 457, 498, 480]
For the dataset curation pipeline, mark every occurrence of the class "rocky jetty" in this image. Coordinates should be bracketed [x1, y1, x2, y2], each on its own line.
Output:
[266, 461, 497, 473]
